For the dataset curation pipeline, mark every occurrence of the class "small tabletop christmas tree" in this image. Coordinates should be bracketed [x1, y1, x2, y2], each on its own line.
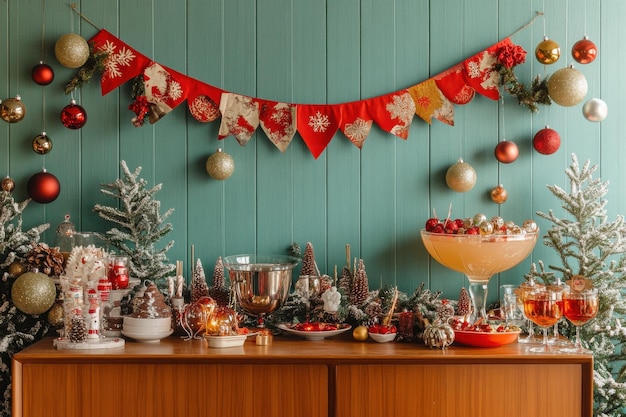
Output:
[526, 154, 626, 417]
[94, 161, 175, 285]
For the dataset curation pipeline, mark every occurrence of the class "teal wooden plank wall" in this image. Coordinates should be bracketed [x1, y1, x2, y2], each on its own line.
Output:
[1, 0, 624, 304]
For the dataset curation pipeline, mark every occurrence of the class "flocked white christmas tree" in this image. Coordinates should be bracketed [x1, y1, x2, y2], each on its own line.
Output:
[525, 154, 626, 417]
[93, 161, 175, 285]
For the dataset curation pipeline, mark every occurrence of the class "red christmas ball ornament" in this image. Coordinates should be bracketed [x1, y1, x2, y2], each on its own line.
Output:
[27, 169, 60, 204]
[533, 126, 561, 155]
[31, 62, 55, 85]
[494, 140, 519, 164]
[571, 36, 598, 64]
[60, 99, 87, 129]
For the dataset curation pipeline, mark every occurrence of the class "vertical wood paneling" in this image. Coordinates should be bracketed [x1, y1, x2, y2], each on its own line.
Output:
[1, 0, 623, 302]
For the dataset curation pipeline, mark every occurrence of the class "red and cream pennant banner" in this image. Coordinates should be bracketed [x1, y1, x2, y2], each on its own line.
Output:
[88, 29, 525, 158]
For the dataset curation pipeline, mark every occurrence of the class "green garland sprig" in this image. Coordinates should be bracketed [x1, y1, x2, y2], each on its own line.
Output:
[498, 65, 551, 113]
[64, 43, 109, 94]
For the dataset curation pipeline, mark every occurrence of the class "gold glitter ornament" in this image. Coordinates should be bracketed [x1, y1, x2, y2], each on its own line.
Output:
[11, 270, 57, 315]
[547, 65, 588, 107]
[47, 300, 65, 330]
[1, 176, 15, 192]
[32, 132, 53, 154]
[0, 96, 26, 123]
[206, 148, 235, 180]
[445, 158, 476, 193]
[535, 37, 561, 65]
[8, 261, 26, 277]
[54, 33, 90, 69]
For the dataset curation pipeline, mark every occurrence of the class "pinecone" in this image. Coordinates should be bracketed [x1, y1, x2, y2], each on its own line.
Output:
[350, 259, 369, 306]
[364, 301, 383, 322]
[436, 299, 455, 322]
[301, 242, 316, 276]
[191, 258, 210, 303]
[209, 256, 230, 306]
[24, 243, 65, 276]
[338, 266, 352, 295]
[456, 287, 471, 317]
[68, 315, 87, 343]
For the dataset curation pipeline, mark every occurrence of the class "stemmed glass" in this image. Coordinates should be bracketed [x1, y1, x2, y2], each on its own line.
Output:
[560, 288, 599, 354]
[523, 286, 563, 353]
[515, 280, 538, 344]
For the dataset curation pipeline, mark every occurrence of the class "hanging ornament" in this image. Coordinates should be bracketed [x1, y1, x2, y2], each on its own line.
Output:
[32, 132, 53, 154]
[31, 61, 55, 86]
[54, 33, 90, 68]
[8, 261, 27, 277]
[27, 169, 61, 204]
[572, 36, 598, 64]
[0, 96, 27, 123]
[490, 184, 508, 204]
[582, 98, 608, 122]
[47, 300, 65, 330]
[547, 65, 588, 107]
[533, 126, 561, 155]
[11, 269, 57, 315]
[1, 176, 15, 192]
[494, 140, 519, 164]
[60, 99, 87, 129]
[205, 148, 235, 180]
[445, 158, 476, 193]
[535, 37, 561, 65]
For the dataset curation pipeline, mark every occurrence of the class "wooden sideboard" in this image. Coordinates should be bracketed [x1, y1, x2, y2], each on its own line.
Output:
[12, 335, 593, 417]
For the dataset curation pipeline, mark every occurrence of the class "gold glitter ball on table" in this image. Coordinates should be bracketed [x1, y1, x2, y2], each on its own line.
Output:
[206, 148, 235, 180]
[490, 184, 508, 204]
[445, 158, 476, 193]
[547, 65, 588, 107]
[11, 270, 57, 315]
[535, 37, 561, 65]
[54, 33, 90, 68]
[0, 96, 26, 123]
[32, 132, 53, 154]
[1, 176, 15, 192]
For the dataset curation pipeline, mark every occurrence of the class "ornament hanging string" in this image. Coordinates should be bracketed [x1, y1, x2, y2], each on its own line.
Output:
[40, 0, 46, 62]
[70, 3, 101, 31]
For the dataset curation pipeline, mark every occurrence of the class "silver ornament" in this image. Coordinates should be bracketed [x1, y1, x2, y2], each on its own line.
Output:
[582, 98, 608, 122]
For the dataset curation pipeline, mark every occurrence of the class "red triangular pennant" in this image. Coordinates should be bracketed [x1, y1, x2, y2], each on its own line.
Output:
[463, 38, 512, 101]
[297, 104, 341, 159]
[339, 101, 373, 149]
[89, 29, 152, 96]
[366, 91, 415, 139]
[258, 100, 297, 152]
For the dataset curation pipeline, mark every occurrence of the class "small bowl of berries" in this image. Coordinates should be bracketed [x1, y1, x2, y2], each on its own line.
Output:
[368, 323, 397, 343]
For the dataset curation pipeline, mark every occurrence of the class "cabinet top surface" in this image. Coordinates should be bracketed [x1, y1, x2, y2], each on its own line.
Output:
[13, 335, 593, 366]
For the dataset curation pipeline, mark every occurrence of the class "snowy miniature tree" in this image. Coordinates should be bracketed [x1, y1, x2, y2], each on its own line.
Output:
[191, 258, 210, 303]
[525, 154, 626, 417]
[208, 256, 230, 307]
[93, 161, 175, 285]
[0, 190, 49, 269]
[300, 242, 317, 276]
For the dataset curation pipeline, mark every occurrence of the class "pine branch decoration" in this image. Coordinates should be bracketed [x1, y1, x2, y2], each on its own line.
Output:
[64, 44, 109, 94]
[93, 161, 175, 285]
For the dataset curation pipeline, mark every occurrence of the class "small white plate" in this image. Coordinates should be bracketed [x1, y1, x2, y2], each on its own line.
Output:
[121, 329, 173, 343]
[278, 323, 352, 341]
[204, 334, 247, 348]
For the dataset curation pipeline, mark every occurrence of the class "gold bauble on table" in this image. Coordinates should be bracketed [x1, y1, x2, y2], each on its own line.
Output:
[547, 65, 588, 107]
[54, 33, 90, 68]
[32, 132, 53, 154]
[535, 37, 561, 65]
[445, 158, 477, 193]
[0, 95, 26, 123]
[11, 270, 57, 315]
[206, 148, 235, 180]
[352, 325, 368, 341]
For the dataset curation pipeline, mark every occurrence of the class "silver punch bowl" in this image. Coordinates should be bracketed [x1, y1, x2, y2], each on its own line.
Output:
[223, 254, 300, 326]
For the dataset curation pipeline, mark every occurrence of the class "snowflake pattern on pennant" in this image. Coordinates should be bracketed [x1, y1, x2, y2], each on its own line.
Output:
[385, 92, 416, 139]
[308, 111, 331, 133]
[344, 118, 372, 148]
[100, 40, 137, 83]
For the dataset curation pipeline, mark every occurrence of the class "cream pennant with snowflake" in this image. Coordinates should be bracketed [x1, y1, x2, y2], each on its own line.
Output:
[85, 28, 529, 158]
